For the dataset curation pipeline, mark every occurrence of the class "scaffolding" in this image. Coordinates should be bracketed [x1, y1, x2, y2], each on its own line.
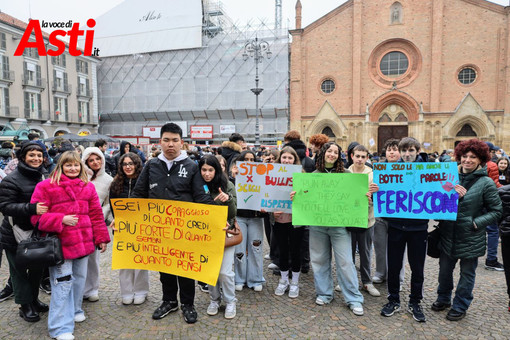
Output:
[97, 1, 289, 144]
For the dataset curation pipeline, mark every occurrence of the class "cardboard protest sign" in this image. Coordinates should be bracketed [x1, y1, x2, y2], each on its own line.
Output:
[236, 162, 302, 213]
[292, 173, 369, 228]
[111, 198, 227, 286]
[373, 162, 459, 220]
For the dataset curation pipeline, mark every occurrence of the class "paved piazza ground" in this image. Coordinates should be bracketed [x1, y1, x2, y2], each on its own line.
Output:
[1, 228, 509, 339]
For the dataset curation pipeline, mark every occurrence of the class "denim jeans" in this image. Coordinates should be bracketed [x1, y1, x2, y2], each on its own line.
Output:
[48, 256, 88, 338]
[436, 251, 478, 313]
[235, 217, 265, 288]
[486, 223, 499, 262]
[309, 226, 363, 306]
[209, 245, 236, 303]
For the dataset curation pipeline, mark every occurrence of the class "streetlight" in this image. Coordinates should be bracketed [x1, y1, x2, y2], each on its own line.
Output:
[243, 36, 272, 148]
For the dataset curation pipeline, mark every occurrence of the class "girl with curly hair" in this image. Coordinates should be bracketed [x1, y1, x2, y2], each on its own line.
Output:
[432, 139, 502, 321]
[109, 152, 149, 306]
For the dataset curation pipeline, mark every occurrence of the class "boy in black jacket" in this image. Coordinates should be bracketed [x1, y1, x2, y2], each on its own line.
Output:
[132, 123, 214, 324]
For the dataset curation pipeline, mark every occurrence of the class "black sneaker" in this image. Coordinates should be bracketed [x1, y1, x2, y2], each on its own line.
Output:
[181, 304, 198, 324]
[0, 284, 14, 302]
[39, 279, 51, 294]
[485, 261, 504, 271]
[152, 301, 179, 320]
[446, 308, 466, 321]
[408, 302, 426, 322]
[381, 301, 401, 317]
[431, 300, 451, 311]
[199, 284, 209, 293]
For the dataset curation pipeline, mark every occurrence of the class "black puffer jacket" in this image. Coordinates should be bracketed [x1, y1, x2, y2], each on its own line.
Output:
[284, 139, 315, 173]
[0, 161, 47, 251]
[498, 184, 510, 236]
[221, 141, 242, 170]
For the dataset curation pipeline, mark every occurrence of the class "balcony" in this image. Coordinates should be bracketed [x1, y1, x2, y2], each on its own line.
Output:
[0, 70, 14, 83]
[77, 88, 92, 98]
[52, 81, 72, 94]
[1, 106, 19, 117]
[22, 74, 46, 89]
[54, 111, 68, 122]
[24, 107, 43, 120]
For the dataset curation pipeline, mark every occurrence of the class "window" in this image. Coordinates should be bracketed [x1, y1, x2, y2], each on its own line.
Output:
[380, 52, 408, 77]
[79, 101, 89, 123]
[0, 33, 6, 50]
[458, 67, 476, 85]
[54, 96, 68, 121]
[52, 54, 66, 67]
[320, 79, 335, 94]
[76, 59, 88, 74]
[23, 48, 39, 59]
[24, 92, 41, 119]
[0, 87, 8, 116]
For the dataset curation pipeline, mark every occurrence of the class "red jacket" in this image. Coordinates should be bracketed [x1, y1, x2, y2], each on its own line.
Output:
[31, 175, 110, 260]
[486, 161, 502, 188]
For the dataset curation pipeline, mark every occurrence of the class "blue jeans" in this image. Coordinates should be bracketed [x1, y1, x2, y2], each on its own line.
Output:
[437, 251, 478, 313]
[235, 217, 265, 288]
[48, 256, 88, 338]
[309, 226, 363, 307]
[486, 223, 499, 262]
[209, 246, 236, 303]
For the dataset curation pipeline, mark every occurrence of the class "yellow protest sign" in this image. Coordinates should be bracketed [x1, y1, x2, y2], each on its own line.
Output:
[111, 198, 228, 286]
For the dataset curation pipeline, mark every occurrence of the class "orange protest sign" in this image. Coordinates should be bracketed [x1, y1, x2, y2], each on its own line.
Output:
[111, 198, 228, 286]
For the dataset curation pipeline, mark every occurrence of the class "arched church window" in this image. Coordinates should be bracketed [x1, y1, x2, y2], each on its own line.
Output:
[322, 126, 336, 138]
[391, 2, 403, 24]
[456, 124, 477, 137]
[379, 113, 392, 122]
[395, 113, 408, 122]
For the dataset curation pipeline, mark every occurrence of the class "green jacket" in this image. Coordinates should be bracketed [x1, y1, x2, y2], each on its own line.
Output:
[439, 166, 502, 259]
[210, 180, 237, 227]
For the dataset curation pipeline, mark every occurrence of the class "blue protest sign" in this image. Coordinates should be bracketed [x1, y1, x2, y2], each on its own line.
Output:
[373, 162, 459, 220]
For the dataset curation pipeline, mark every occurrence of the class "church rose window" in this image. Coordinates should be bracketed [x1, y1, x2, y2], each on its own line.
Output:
[458, 67, 476, 85]
[380, 51, 408, 77]
[320, 79, 335, 94]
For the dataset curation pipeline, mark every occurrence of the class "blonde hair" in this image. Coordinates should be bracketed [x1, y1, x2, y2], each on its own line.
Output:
[50, 151, 89, 184]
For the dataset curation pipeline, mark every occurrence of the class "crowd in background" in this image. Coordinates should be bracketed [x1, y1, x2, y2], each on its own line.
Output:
[0, 128, 509, 339]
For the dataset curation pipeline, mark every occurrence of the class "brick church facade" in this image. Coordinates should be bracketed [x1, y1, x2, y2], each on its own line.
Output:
[289, 0, 510, 154]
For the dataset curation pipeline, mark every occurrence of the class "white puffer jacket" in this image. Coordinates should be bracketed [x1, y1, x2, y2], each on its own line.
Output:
[82, 147, 113, 223]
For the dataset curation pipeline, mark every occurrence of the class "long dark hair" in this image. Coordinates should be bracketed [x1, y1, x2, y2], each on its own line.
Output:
[110, 152, 142, 196]
[239, 150, 256, 161]
[199, 155, 228, 193]
[316, 142, 344, 173]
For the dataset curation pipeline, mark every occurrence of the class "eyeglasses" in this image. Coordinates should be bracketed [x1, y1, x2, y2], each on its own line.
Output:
[122, 162, 134, 167]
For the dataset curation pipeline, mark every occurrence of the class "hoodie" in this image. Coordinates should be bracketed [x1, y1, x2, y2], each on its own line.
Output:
[83, 147, 113, 223]
[221, 141, 242, 170]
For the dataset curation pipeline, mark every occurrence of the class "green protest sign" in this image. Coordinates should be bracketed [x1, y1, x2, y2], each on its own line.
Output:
[292, 173, 369, 228]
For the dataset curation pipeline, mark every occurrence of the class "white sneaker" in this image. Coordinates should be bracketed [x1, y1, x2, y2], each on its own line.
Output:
[315, 297, 327, 306]
[253, 285, 263, 292]
[274, 279, 289, 296]
[363, 283, 381, 297]
[288, 282, 299, 298]
[264, 254, 271, 260]
[55, 332, 75, 340]
[224, 302, 236, 319]
[86, 294, 99, 302]
[133, 295, 146, 305]
[372, 276, 384, 284]
[350, 304, 364, 316]
[122, 296, 134, 305]
[235, 284, 243, 291]
[207, 300, 220, 316]
[267, 263, 279, 270]
[334, 285, 342, 292]
[74, 313, 86, 323]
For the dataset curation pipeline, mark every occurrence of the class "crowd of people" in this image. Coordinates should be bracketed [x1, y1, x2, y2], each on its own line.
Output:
[0, 126, 509, 339]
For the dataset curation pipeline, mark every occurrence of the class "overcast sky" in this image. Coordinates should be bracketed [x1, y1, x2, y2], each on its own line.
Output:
[2, 0, 508, 32]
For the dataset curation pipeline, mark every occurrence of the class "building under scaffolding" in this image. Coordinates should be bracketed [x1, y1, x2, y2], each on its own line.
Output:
[97, 0, 289, 144]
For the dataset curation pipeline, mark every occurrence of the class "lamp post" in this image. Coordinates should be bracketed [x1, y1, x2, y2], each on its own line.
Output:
[243, 37, 272, 148]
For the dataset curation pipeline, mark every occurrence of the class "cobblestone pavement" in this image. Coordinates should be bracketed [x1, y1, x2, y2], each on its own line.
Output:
[1, 228, 510, 340]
